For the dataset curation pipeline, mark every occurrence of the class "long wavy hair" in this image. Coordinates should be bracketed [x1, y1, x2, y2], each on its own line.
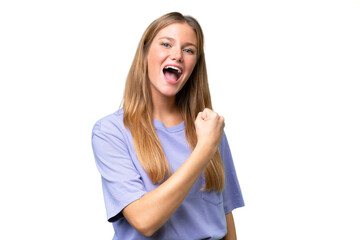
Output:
[122, 12, 224, 192]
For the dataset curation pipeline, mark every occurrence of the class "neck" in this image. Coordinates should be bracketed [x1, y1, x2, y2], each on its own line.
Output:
[151, 90, 183, 127]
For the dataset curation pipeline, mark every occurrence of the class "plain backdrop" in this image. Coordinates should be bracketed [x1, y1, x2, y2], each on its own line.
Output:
[1, 0, 359, 239]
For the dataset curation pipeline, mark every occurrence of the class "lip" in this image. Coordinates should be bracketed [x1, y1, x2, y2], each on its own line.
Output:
[162, 64, 184, 85]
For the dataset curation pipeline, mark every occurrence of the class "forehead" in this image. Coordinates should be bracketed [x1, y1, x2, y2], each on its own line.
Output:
[155, 23, 197, 45]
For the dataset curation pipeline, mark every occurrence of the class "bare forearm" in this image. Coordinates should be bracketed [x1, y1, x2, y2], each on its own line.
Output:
[122, 143, 212, 236]
[224, 212, 237, 240]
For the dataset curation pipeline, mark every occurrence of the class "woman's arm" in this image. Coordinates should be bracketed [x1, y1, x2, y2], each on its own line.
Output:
[224, 212, 237, 240]
[122, 109, 225, 237]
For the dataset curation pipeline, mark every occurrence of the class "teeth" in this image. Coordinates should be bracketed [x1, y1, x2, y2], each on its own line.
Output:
[164, 66, 182, 74]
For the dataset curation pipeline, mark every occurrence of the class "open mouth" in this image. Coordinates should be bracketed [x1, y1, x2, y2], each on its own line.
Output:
[163, 65, 183, 82]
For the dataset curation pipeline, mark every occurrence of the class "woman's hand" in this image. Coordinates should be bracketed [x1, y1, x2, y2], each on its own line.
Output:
[195, 108, 225, 157]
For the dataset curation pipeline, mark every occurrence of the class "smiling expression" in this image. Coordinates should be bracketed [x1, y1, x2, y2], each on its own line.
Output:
[147, 23, 198, 99]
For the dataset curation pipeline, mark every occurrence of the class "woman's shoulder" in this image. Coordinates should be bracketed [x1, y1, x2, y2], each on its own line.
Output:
[92, 108, 125, 134]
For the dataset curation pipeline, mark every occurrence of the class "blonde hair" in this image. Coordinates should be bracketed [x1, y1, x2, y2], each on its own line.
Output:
[122, 12, 224, 192]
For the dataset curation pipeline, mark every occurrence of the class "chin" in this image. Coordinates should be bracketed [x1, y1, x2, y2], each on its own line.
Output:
[159, 88, 179, 97]
[149, 80, 184, 98]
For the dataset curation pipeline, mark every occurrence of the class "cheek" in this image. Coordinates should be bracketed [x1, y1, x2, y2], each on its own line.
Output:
[147, 50, 161, 77]
[148, 46, 167, 63]
[186, 59, 197, 75]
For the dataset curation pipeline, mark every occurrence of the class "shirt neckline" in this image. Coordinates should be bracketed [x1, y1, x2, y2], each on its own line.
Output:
[153, 119, 185, 133]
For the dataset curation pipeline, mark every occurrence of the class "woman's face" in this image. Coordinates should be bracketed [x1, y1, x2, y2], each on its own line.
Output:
[147, 23, 198, 99]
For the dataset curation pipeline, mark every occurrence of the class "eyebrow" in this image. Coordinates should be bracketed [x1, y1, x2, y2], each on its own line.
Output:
[158, 37, 197, 48]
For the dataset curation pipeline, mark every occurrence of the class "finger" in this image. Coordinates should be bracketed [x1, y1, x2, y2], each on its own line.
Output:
[220, 116, 225, 128]
[202, 108, 213, 118]
[201, 111, 207, 120]
[196, 111, 203, 120]
[203, 108, 211, 114]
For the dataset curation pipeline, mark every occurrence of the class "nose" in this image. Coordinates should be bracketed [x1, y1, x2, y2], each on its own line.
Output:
[170, 48, 183, 63]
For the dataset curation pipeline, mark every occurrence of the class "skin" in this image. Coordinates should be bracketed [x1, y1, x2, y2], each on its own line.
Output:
[224, 212, 237, 240]
[122, 23, 236, 238]
[147, 23, 197, 126]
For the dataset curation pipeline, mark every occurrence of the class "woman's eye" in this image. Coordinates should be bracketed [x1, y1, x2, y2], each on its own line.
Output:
[161, 43, 171, 48]
[183, 49, 194, 54]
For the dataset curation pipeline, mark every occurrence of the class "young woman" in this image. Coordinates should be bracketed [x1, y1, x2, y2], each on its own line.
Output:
[92, 12, 244, 240]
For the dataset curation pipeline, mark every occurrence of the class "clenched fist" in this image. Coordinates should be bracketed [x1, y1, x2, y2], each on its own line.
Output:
[194, 108, 225, 157]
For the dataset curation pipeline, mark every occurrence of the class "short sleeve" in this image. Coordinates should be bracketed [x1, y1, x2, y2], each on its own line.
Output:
[92, 119, 146, 222]
[220, 132, 245, 214]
